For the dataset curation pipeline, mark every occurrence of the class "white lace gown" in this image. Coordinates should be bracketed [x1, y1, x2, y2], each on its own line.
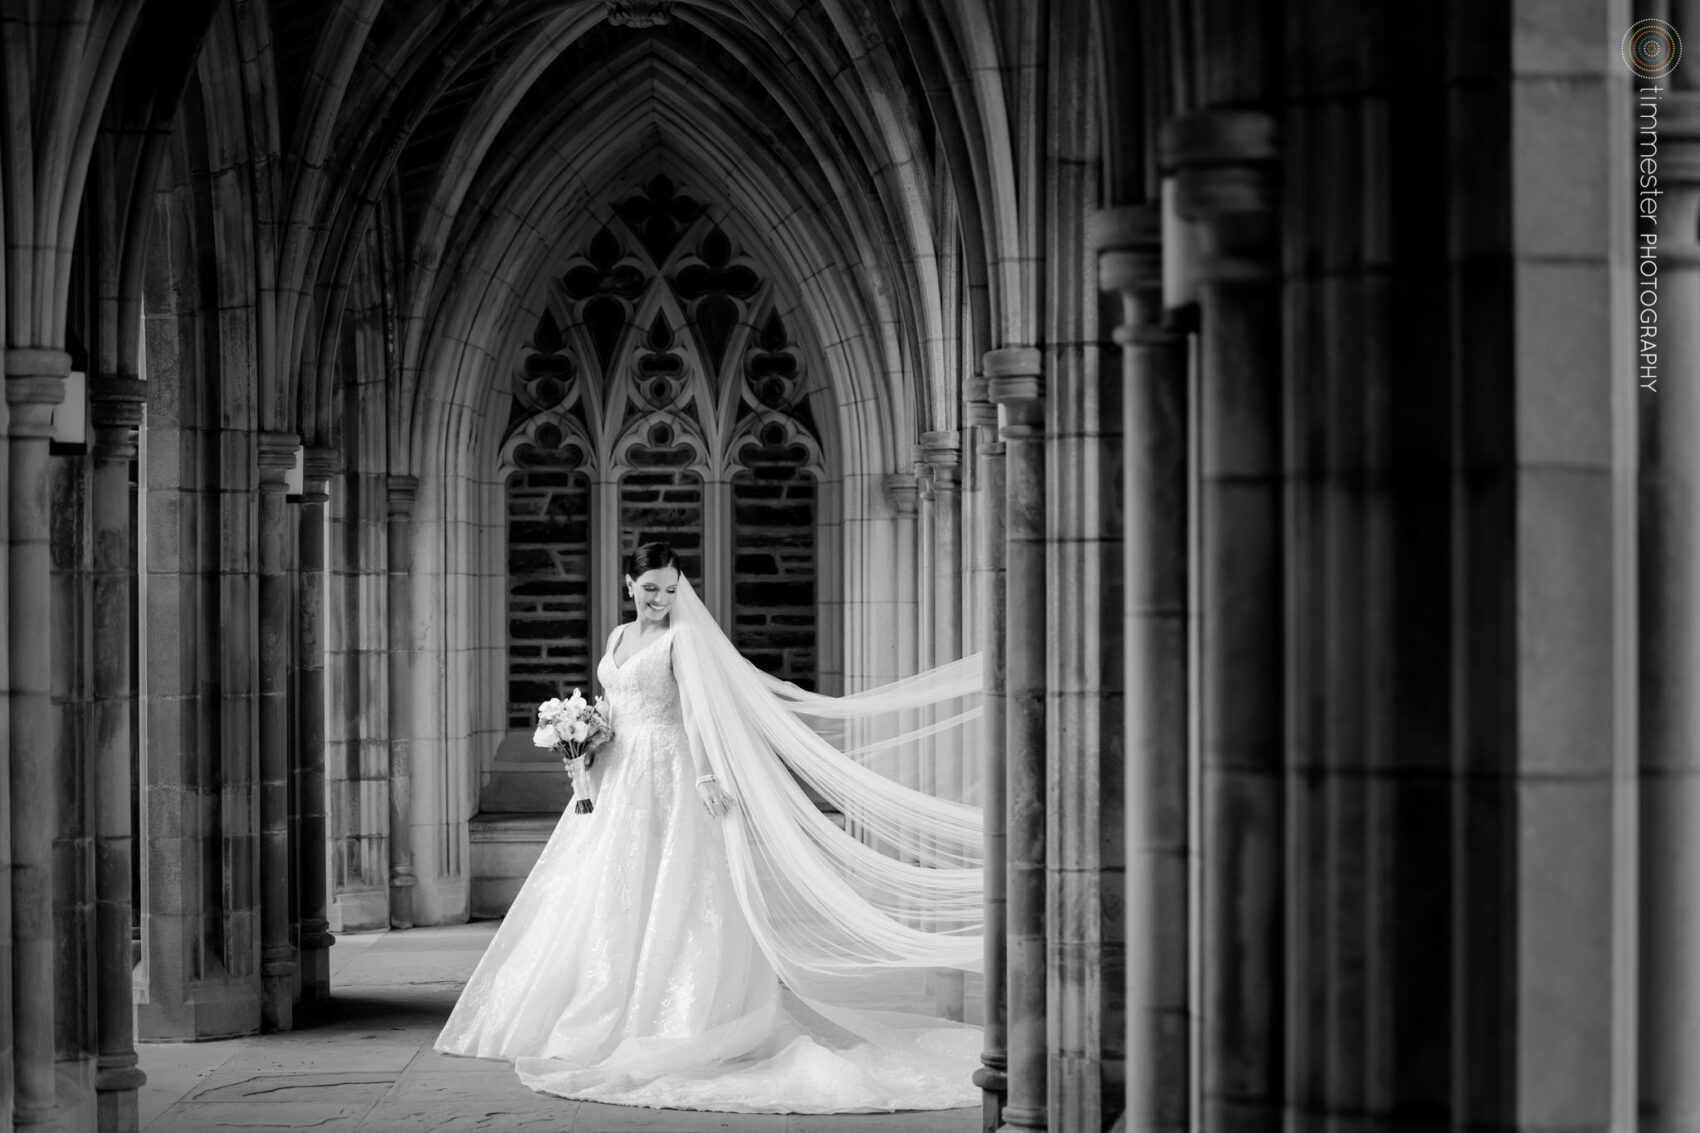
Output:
[434, 626, 979, 1112]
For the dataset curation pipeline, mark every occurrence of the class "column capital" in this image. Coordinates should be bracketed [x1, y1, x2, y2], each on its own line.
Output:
[302, 446, 340, 504]
[985, 347, 1043, 428]
[920, 429, 961, 467]
[4, 348, 71, 381]
[1088, 205, 1173, 345]
[920, 430, 962, 497]
[1160, 108, 1278, 186]
[5, 348, 69, 439]
[910, 444, 935, 503]
[303, 446, 341, 482]
[964, 376, 998, 428]
[90, 377, 148, 458]
[387, 473, 419, 517]
[89, 377, 147, 427]
[1162, 110, 1279, 277]
[884, 471, 920, 517]
[257, 432, 299, 488]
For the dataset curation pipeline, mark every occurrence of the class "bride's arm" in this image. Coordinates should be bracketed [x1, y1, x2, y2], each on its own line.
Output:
[673, 640, 733, 818]
[587, 625, 623, 752]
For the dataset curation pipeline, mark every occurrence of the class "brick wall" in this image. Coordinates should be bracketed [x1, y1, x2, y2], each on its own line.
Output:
[619, 442, 704, 581]
[506, 469, 591, 727]
[732, 444, 816, 690]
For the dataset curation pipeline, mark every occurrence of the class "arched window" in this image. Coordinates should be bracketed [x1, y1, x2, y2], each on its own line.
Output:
[502, 177, 826, 729]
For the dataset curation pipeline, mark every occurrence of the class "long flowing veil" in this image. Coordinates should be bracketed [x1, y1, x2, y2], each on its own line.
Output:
[667, 575, 985, 1041]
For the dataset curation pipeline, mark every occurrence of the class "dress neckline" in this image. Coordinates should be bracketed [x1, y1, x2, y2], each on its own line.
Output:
[610, 624, 675, 672]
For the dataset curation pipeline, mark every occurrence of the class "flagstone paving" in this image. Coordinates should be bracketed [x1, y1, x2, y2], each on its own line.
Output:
[137, 922, 981, 1132]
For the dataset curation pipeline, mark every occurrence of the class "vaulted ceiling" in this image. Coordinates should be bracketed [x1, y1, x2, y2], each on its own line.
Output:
[170, 0, 1036, 472]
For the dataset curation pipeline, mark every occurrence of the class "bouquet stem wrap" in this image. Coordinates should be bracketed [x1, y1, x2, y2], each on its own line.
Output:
[564, 751, 595, 814]
[534, 690, 613, 815]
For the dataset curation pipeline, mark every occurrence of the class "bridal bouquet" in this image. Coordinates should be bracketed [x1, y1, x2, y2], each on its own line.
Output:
[535, 690, 614, 814]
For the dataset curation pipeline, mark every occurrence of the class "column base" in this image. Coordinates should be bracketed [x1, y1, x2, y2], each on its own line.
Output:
[298, 942, 332, 1002]
[97, 1087, 139, 1133]
[998, 1103, 1046, 1132]
[389, 875, 416, 930]
[260, 949, 297, 1033]
[974, 1066, 1009, 1133]
[260, 977, 294, 1032]
[96, 1052, 146, 1092]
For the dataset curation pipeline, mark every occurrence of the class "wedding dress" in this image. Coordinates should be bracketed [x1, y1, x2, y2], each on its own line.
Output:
[434, 582, 985, 1113]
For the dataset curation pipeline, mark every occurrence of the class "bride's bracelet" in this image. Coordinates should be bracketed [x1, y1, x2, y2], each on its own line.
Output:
[695, 774, 717, 786]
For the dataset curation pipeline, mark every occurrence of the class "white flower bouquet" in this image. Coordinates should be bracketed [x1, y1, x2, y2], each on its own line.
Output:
[534, 689, 614, 814]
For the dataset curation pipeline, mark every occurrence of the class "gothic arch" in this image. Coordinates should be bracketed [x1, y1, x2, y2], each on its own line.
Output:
[496, 182, 834, 730]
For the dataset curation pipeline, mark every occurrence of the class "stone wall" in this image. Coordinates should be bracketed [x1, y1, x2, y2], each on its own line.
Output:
[619, 442, 704, 581]
[505, 469, 591, 727]
[732, 447, 816, 689]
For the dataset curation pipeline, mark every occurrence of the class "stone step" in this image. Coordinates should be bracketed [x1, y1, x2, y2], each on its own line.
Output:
[467, 813, 561, 919]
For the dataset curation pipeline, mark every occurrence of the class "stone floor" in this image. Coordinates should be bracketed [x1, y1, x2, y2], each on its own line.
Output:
[137, 922, 981, 1132]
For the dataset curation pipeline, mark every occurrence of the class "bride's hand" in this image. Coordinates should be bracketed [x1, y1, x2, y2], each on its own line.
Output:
[695, 778, 734, 818]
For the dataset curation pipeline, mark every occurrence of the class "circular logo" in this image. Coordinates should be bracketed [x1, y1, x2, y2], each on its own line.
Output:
[1624, 19, 1683, 79]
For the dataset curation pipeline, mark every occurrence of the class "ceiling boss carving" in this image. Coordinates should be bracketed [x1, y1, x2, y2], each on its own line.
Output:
[605, 1, 674, 29]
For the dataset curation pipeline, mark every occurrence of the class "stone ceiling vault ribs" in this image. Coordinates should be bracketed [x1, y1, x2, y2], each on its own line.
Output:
[276, 0, 995, 472]
[419, 135, 878, 494]
[393, 11, 943, 464]
[408, 69, 866, 419]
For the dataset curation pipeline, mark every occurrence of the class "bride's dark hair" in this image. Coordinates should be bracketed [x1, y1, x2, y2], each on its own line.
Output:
[625, 541, 681, 578]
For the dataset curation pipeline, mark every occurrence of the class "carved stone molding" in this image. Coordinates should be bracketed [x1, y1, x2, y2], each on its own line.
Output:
[884, 471, 919, 517]
[387, 474, 419, 517]
[606, 1, 672, 28]
[1087, 204, 1165, 345]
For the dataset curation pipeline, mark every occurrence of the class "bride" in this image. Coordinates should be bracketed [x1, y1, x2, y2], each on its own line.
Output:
[434, 541, 987, 1112]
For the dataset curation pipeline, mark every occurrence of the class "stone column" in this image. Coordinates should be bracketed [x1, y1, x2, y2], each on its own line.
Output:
[922, 429, 963, 798]
[90, 378, 147, 1133]
[296, 448, 338, 1002]
[7, 347, 67, 1127]
[883, 473, 920, 799]
[967, 379, 1009, 1133]
[1089, 204, 1192, 1133]
[387, 475, 418, 929]
[592, 479, 619, 656]
[924, 428, 965, 1020]
[704, 479, 733, 624]
[1640, 90, 1700, 1133]
[988, 346, 1046, 1133]
[1166, 109, 1283, 1133]
[257, 433, 298, 1031]
[922, 430, 965, 1022]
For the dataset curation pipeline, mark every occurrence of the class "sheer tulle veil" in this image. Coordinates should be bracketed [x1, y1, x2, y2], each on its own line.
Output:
[666, 573, 986, 1039]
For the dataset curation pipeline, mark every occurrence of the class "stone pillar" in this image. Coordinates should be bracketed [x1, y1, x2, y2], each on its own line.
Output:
[591, 479, 619, 657]
[988, 346, 1046, 1133]
[7, 347, 67, 1127]
[922, 429, 963, 796]
[1640, 90, 1700, 1133]
[922, 430, 965, 1022]
[704, 478, 733, 624]
[1165, 109, 1282, 1133]
[1089, 204, 1192, 1133]
[90, 377, 147, 1133]
[967, 378, 1009, 1133]
[257, 433, 298, 1031]
[883, 473, 920, 800]
[387, 475, 418, 929]
[296, 448, 337, 1002]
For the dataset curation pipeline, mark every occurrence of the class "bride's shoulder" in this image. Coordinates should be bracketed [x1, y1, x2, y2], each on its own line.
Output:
[604, 623, 625, 654]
